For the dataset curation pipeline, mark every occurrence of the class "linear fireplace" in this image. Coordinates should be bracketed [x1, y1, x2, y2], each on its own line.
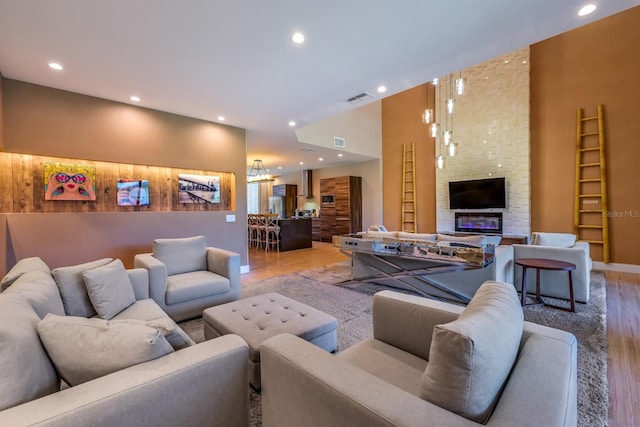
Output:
[455, 212, 503, 234]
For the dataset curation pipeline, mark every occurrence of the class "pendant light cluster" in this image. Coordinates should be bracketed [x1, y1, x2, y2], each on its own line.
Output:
[424, 71, 466, 170]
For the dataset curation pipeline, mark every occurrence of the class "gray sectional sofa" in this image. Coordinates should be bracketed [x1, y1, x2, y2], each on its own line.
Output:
[0, 257, 249, 427]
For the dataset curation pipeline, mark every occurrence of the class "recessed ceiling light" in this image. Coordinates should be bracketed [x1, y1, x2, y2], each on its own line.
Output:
[578, 4, 596, 16]
[278, 166, 282, 170]
[130, 96, 141, 102]
[319, 158, 323, 161]
[377, 85, 387, 93]
[522, 60, 528, 64]
[48, 62, 63, 71]
[338, 153, 343, 157]
[288, 121, 296, 127]
[432, 78, 439, 85]
[292, 32, 305, 44]
[218, 116, 225, 121]
[299, 161, 304, 165]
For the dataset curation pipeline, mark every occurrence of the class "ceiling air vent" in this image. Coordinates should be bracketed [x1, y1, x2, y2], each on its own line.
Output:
[346, 92, 376, 104]
[334, 137, 346, 149]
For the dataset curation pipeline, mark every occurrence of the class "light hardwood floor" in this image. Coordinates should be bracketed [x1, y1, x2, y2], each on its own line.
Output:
[244, 244, 639, 426]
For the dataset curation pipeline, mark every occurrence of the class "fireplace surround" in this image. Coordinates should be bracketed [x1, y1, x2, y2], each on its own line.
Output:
[455, 212, 503, 234]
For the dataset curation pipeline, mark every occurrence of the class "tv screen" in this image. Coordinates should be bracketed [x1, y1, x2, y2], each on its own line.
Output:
[448, 177, 506, 209]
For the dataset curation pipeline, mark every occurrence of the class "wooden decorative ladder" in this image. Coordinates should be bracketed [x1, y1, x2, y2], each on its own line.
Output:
[402, 142, 417, 232]
[574, 104, 610, 263]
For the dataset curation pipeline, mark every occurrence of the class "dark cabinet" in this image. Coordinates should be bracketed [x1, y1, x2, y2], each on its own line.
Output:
[319, 176, 362, 243]
[311, 218, 321, 241]
[273, 184, 297, 218]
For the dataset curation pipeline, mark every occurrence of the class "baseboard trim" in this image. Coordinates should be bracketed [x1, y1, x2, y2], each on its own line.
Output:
[241, 265, 251, 274]
[592, 262, 640, 273]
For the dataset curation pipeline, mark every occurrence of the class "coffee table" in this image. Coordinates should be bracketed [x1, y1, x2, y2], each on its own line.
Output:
[515, 258, 576, 312]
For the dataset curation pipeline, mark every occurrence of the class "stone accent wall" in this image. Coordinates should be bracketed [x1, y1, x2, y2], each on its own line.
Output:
[435, 47, 530, 236]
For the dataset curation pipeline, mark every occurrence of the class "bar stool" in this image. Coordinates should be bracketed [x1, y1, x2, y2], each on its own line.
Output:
[265, 214, 280, 252]
[247, 214, 260, 248]
[256, 214, 269, 249]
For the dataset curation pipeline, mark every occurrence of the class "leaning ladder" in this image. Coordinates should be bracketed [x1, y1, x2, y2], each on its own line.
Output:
[574, 104, 610, 263]
[402, 142, 417, 232]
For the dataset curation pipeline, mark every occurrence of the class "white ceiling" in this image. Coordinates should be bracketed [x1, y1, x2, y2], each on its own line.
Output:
[1, 0, 638, 175]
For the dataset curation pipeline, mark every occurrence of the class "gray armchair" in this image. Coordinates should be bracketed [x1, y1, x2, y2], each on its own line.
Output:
[134, 236, 241, 322]
[260, 285, 577, 427]
[513, 232, 592, 303]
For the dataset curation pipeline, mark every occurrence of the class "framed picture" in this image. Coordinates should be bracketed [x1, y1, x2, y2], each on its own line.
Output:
[178, 174, 220, 204]
[117, 179, 150, 206]
[44, 162, 96, 201]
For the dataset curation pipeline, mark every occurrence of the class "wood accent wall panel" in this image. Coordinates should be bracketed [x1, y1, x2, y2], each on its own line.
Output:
[320, 176, 362, 242]
[0, 152, 234, 213]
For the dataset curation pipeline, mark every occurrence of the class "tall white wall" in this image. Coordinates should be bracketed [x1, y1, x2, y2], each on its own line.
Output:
[435, 47, 531, 236]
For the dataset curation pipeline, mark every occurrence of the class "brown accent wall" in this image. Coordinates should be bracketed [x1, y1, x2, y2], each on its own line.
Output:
[530, 6, 640, 264]
[1, 79, 248, 275]
[381, 83, 436, 232]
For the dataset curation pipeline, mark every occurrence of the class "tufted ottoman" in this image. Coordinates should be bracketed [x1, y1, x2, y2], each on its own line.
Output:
[202, 292, 338, 389]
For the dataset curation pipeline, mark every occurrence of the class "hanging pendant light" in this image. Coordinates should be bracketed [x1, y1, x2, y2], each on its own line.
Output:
[422, 108, 433, 124]
[455, 70, 466, 95]
[436, 155, 445, 169]
[430, 123, 438, 138]
[247, 159, 274, 183]
[443, 130, 452, 146]
[446, 98, 454, 114]
[448, 142, 457, 157]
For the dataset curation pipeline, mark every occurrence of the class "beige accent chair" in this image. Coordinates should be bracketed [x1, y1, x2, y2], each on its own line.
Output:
[134, 236, 241, 322]
[513, 232, 592, 303]
[261, 283, 577, 427]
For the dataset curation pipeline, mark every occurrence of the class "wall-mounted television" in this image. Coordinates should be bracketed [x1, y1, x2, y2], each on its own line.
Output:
[448, 177, 506, 209]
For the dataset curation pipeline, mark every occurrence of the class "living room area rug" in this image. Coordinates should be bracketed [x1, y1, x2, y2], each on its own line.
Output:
[180, 261, 608, 427]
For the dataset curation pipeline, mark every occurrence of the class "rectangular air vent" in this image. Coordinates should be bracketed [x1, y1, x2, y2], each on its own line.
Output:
[346, 92, 376, 104]
[333, 137, 346, 149]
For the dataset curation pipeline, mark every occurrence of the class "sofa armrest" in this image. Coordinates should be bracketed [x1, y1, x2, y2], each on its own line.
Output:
[126, 268, 150, 300]
[488, 324, 578, 427]
[260, 333, 475, 427]
[494, 245, 514, 284]
[134, 253, 168, 308]
[206, 247, 241, 293]
[372, 291, 462, 360]
[0, 335, 249, 427]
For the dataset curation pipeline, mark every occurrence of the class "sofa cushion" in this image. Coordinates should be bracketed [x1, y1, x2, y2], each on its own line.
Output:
[0, 293, 60, 411]
[364, 231, 398, 239]
[82, 259, 136, 320]
[37, 314, 174, 386]
[52, 258, 113, 317]
[420, 280, 523, 423]
[531, 232, 576, 248]
[165, 270, 230, 305]
[0, 256, 50, 292]
[3, 270, 65, 318]
[153, 236, 207, 276]
[396, 231, 437, 242]
[436, 233, 486, 246]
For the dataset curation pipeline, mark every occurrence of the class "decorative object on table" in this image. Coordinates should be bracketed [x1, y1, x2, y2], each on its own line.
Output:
[178, 173, 220, 204]
[43, 162, 96, 201]
[116, 179, 149, 206]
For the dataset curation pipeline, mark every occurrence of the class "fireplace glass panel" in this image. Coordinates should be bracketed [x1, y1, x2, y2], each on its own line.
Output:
[455, 212, 503, 234]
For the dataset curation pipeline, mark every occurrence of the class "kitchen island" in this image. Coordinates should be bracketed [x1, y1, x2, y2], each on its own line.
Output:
[278, 217, 312, 251]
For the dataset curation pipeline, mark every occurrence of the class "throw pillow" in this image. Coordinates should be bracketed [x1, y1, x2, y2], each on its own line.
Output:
[37, 314, 174, 386]
[52, 258, 113, 317]
[146, 317, 196, 350]
[436, 233, 486, 246]
[420, 280, 524, 423]
[3, 270, 66, 318]
[531, 232, 577, 248]
[82, 259, 136, 320]
[153, 236, 207, 276]
[0, 256, 50, 292]
[0, 293, 59, 411]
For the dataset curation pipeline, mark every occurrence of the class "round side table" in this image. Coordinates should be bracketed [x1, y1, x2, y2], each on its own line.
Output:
[514, 258, 577, 312]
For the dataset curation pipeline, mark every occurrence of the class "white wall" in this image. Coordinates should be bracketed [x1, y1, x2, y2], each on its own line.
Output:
[435, 47, 531, 237]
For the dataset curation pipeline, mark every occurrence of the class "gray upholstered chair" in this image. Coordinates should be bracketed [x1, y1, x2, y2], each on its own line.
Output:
[513, 232, 592, 303]
[260, 283, 577, 427]
[134, 236, 241, 322]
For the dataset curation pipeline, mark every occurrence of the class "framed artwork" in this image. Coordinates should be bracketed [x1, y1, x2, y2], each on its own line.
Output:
[44, 162, 96, 201]
[178, 174, 220, 204]
[117, 179, 150, 206]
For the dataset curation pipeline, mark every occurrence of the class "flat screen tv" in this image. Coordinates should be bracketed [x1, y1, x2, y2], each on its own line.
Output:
[448, 177, 506, 209]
